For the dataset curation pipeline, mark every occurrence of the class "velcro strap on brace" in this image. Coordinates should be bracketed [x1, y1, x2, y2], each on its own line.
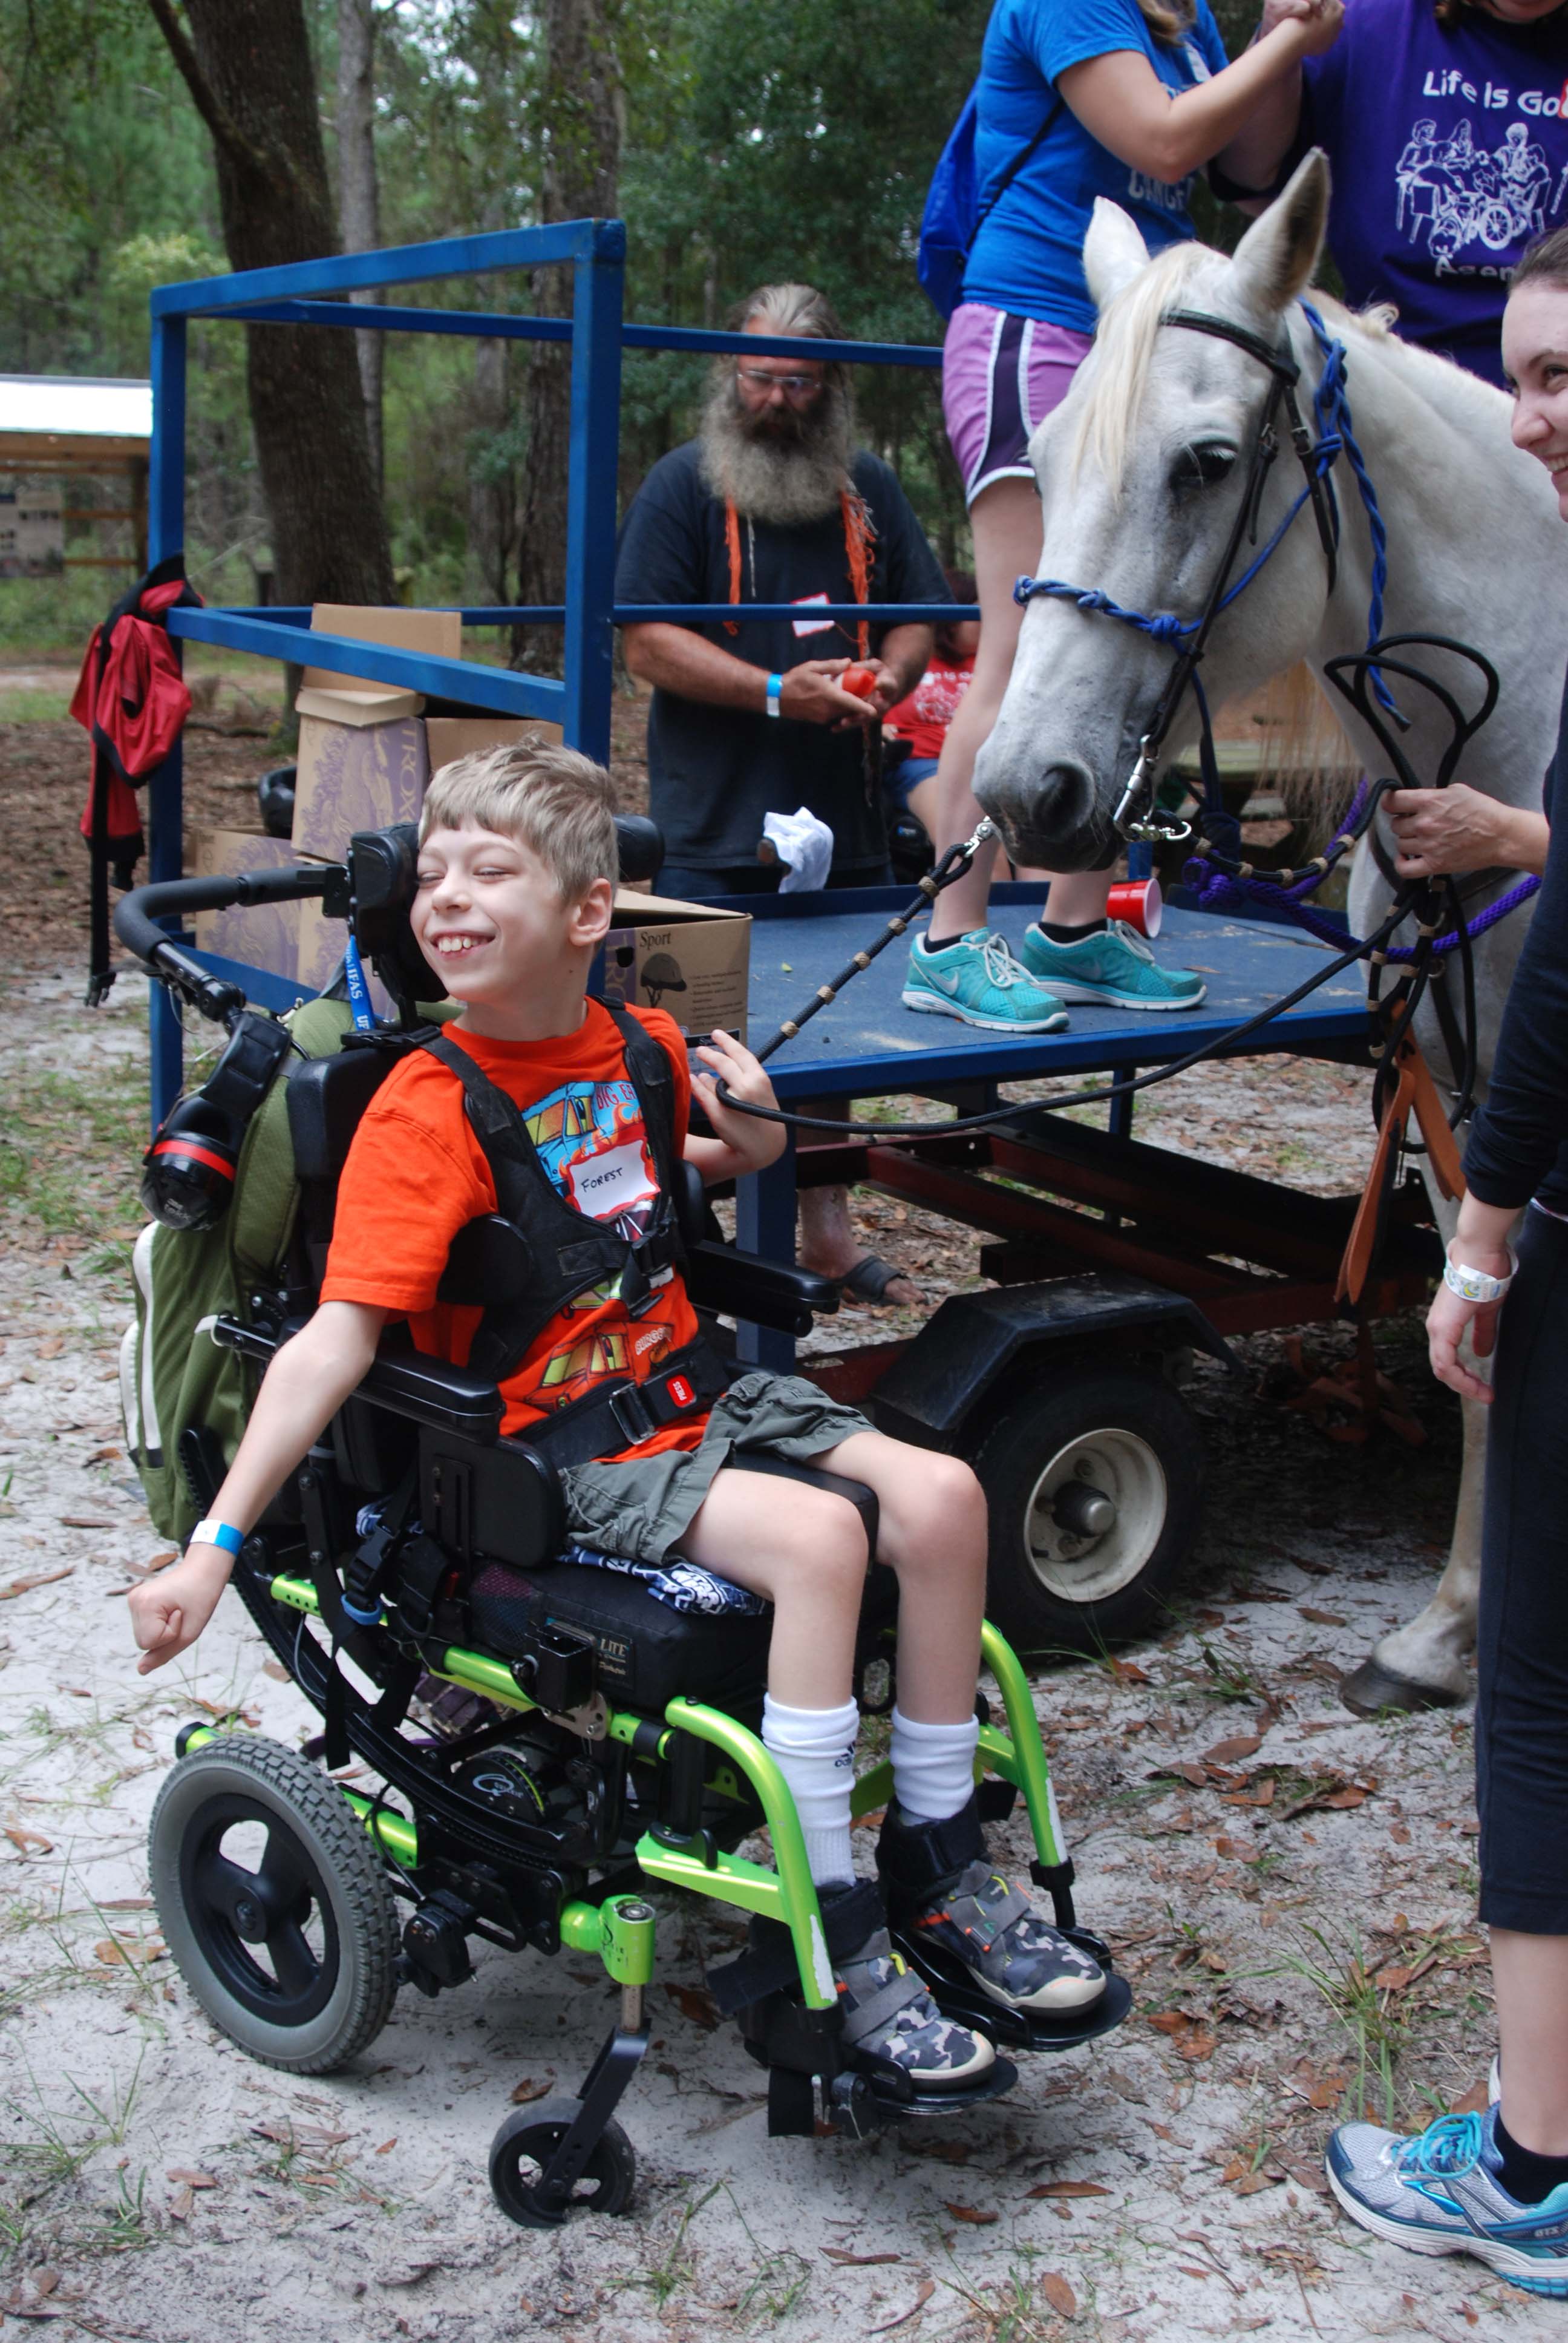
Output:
[707, 1878, 886, 2017]
[941, 1864, 1033, 1955]
[837, 1960, 929, 2050]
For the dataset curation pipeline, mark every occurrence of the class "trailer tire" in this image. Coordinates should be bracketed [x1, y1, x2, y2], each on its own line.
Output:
[967, 1368, 1202, 1653]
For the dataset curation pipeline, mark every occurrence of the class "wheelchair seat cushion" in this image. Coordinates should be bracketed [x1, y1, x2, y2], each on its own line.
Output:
[469, 1557, 773, 1715]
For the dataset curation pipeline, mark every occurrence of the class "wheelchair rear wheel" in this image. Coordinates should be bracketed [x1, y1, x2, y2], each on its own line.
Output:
[489, 2098, 636, 2226]
[149, 1735, 399, 2073]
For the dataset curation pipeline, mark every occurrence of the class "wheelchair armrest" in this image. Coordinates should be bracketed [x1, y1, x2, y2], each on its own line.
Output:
[212, 1316, 504, 1444]
[683, 1240, 840, 1335]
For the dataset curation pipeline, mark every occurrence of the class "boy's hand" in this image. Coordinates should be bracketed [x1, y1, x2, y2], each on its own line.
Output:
[128, 1542, 232, 1674]
[691, 1031, 786, 1173]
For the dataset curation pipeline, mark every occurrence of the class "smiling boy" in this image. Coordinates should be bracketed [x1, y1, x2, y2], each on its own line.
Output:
[128, 741, 1103, 2087]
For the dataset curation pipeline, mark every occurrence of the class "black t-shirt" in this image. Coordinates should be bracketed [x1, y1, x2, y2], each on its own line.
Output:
[613, 442, 951, 874]
[1463, 652, 1568, 1214]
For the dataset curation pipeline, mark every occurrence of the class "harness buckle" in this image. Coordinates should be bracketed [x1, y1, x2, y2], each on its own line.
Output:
[607, 1382, 657, 1447]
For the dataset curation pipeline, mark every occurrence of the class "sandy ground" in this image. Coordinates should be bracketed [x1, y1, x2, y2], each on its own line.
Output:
[0, 701, 1530, 2342]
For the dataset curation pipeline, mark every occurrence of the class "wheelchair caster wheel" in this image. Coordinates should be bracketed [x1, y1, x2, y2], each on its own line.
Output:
[149, 1734, 399, 2073]
[488, 2097, 636, 2227]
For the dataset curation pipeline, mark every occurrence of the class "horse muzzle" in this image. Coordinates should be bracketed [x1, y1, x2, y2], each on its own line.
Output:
[973, 752, 1116, 874]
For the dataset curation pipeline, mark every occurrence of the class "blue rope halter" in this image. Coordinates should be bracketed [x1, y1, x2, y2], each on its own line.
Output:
[1013, 299, 1399, 848]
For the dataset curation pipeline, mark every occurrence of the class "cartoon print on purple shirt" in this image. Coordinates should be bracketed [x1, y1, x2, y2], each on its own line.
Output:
[1397, 111, 1562, 272]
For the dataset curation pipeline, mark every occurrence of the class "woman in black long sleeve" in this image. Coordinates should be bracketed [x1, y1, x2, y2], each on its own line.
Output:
[1325, 230, 1568, 2301]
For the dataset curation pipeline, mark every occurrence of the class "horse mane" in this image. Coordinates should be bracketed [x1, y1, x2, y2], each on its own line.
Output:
[1070, 241, 1211, 491]
[1070, 249, 1510, 495]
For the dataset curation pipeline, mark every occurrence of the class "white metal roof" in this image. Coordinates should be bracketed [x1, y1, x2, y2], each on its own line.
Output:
[0, 377, 151, 442]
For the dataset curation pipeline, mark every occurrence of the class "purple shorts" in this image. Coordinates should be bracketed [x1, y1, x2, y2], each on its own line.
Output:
[942, 303, 1093, 506]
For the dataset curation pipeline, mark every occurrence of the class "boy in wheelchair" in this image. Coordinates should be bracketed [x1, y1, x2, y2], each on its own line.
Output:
[129, 741, 1105, 2095]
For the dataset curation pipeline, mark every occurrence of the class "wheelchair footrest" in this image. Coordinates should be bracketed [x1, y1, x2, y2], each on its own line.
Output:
[740, 1990, 1020, 2136]
[893, 1925, 1133, 2054]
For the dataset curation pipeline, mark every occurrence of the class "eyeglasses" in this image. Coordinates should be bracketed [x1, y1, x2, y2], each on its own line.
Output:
[736, 366, 824, 398]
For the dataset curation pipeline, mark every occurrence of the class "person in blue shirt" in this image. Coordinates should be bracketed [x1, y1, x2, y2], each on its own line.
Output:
[904, 0, 1344, 1035]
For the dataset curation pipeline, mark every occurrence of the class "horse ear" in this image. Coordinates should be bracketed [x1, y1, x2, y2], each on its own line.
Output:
[1083, 198, 1152, 312]
[1229, 148, 1331, 315]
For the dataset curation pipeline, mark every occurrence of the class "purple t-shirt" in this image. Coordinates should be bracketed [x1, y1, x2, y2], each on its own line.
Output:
[1301, 0, 1568, 387]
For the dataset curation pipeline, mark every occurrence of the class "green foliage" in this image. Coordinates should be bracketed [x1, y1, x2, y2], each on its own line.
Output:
[0, 0, 1269, 634]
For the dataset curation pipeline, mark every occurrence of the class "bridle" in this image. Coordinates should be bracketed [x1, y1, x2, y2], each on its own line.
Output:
[1013, 300, 1392, 847]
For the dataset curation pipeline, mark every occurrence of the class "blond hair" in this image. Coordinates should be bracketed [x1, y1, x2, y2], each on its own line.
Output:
[420, 740, 618, 902]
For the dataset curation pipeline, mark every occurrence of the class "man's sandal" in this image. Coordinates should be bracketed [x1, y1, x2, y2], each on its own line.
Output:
[838, 1254, 913, 1306]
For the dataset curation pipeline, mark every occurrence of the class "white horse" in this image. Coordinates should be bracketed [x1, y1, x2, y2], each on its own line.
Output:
[973, 149, 1564, 1714]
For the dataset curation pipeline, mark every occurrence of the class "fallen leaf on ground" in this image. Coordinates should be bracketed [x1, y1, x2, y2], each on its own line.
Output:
[1297, 1606, 1347, 1627]
[1027, 2180, 1111, 2200]
[94, 1939, 164, 1965]
[36, 1337, 64, 1359]
[375, 2263, 443, 2287]
[944, 2201, 998, 2224]
[1040, 2272, 1077, 2316]
[822, 2248, 901, 2265]
[1449, 2080, 1491, 2116]
[1147, 2011, 1218, 2060]
[1109, 1659, 1151, 1685]
[1148, 1763, 1207, 1789]
[868, 2278, 934, 2333]
[57, 1516, 112, 1530]
[4, 1826, 51, 1856]
[0, 1568, 73, 1599]
[28, 2272, 58, 2297]
[168, 2186, 193, 2220]
[374, 2137, 397, 2153]
[262, 1660, 290, 1682]
[509, 2077, 553, 2105]
[1203, 1735, 1262, 1765]
[165, 2169, 217, 2188]
[664, 1982, 719, 2028]
[84, 1445, 122, 1463]
[122, 1551, 179, 1579]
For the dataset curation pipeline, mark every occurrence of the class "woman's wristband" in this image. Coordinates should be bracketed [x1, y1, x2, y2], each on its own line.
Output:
[1442, 1244, 1518, 1305]
[187, 1519, 244, 1558]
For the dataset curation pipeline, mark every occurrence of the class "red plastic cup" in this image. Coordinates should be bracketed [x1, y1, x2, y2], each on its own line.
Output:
[1106, 876, 1162, 938]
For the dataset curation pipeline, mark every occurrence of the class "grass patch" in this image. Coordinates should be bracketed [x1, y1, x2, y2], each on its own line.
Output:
[0, 686, 72, 723]
[0, 1056, 145, 1251]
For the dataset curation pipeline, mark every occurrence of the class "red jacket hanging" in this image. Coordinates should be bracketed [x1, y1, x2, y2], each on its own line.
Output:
[73, 554, 201, 1004]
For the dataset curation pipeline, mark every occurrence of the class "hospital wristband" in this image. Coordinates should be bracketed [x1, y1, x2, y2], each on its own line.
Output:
[1442, 1245, 1517, 1305]
[188, 1518, 244, 1559]
[765, 672, 783, 719]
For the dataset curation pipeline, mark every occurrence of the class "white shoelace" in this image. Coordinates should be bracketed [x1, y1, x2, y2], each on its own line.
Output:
[977, 931, 1036, 989]
[1106, 919, 1154, 965]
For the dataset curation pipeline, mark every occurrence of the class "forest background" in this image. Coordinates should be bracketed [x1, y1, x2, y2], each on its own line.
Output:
[0, 0, 1263, 663]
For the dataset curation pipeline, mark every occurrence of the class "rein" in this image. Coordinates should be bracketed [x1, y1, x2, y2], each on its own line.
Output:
[1013, 300, 1394, 849]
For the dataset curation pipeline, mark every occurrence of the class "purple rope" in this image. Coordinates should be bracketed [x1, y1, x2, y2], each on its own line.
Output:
[1187, 854, 1538, 958]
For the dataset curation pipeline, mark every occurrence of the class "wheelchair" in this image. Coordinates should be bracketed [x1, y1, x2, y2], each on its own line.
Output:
[114, 819, 1131, 2229]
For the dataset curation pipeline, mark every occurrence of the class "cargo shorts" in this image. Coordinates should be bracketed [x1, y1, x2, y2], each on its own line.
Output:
[559, 1369, 872, 1565]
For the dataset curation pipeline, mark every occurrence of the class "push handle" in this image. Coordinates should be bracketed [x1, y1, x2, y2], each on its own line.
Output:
[114, 863, 344, 1024]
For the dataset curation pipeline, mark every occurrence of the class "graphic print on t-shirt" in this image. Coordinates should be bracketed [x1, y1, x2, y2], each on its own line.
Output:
[522, 1075, 678, 1409]
[1397, 108, 1564, 274]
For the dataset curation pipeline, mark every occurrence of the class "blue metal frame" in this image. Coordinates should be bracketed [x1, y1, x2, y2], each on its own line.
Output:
[142, 217, 975, 1122]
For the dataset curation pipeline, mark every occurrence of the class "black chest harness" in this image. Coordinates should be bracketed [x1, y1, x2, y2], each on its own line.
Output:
[423, 1011, 730, 1471]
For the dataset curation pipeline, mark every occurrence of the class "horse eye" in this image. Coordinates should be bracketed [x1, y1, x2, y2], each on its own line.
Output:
[1173, 442, 1237, 492]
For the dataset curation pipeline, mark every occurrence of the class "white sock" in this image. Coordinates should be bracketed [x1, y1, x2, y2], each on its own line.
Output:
[890, 1708, 980, 1825]
[762, 1694, 860, 1887]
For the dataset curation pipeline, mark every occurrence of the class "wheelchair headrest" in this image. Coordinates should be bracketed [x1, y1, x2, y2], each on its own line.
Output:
[346, 813, 665, 1029]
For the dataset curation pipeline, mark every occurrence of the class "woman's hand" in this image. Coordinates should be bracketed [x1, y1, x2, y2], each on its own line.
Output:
[689, 1031, 786, 1176]
[128, 1542, 234, 1674]
[1426, 1207, 1517, 1400]
[1385, 786, 1549, 880]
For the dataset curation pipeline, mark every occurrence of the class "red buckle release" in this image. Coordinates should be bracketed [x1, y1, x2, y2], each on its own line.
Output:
[667, 1374, 695, 1409]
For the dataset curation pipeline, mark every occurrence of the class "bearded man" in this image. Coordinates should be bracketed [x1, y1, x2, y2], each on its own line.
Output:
[615, 283, 948, 1308]
[616, 281, 950, 897]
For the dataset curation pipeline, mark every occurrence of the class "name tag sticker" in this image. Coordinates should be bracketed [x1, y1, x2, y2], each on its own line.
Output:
[569, 1136, 655, 1220]
[791, 592, 834, 638]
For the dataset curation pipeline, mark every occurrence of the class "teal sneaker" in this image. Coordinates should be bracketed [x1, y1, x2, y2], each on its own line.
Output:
[1326, 2106, 1568, 2299]
[1021, 921, 1206, 1012]
[903, 931, 1069, 1034]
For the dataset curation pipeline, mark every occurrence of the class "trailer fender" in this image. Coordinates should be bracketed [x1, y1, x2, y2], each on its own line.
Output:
[868, 1274, 1238, 1448]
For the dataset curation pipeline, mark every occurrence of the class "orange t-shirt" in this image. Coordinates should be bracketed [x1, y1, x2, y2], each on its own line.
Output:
[319, 1001, 708, 1453]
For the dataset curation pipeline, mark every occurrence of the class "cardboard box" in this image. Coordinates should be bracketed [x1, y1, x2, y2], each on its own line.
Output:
[593, 891, 750, 1045]
[292, 712, 430, 860]
[425, 715, 564, 770]
[188, 828, 302, 986]
[299, 601, 462, 712]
